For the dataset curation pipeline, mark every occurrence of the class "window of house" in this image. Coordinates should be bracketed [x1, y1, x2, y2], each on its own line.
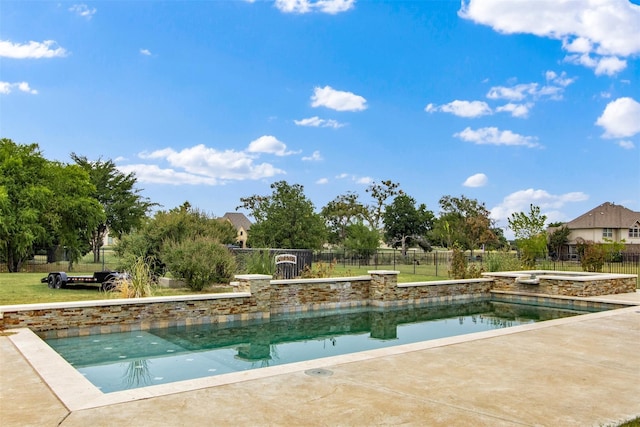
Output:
[602, 228, 613, 238]
[630, 225, 640, 238]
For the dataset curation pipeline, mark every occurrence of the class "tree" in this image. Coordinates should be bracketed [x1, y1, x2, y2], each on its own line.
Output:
[238, 181, 326, 249]
[433, 195, 496, 255]
[321, 192, 367, 245]
[383, 194, 434, 256]
[344, 221, 380, 263]
[508, 204, 547, 268]
[0, 139, 104, 271]
[71, 153, 155, 263]
[548, 225, 570, 260]
[365, 180, 402, 231]
[115, 202, 237, 276]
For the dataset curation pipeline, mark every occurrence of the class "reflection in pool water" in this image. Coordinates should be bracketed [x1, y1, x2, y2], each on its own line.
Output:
[46, 300, 595, 393]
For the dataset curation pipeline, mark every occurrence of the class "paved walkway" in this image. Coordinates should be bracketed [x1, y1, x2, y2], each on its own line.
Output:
[1, 293, 639, 427]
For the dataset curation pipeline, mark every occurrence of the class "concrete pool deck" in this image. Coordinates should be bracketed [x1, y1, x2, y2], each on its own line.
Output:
[1, 292, 639, 426]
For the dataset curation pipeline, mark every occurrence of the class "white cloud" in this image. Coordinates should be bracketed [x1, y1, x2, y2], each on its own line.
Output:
[454, 127, 540, 148]
[595, 97, 640, 138]
[302, 150, 323, 161]
[247, 135, 298, 156]
[0, 81, 38, 95]
[140, 49, 152, 56]
[0, 40, 67, 59]
[316, 177, 329, 184]
[425, 100, 491, 118]
[294, 116, 345, 128]
[275, 0, 355, 14]
[495, 103, 531, 118]
[459, 0, 640, 75]
[565, 53, 627, 76]
[545, 70, 575, 87]
[463, 173, 488, 188]
[334, 173, 371, 184]
[486, 83, 538, 101]
[69, 4, 97, 19]
[617, 140, 635, 149]
[130, 143, 285, 185]
[311, 86, 367, 112]
[490, 188, 589, 231]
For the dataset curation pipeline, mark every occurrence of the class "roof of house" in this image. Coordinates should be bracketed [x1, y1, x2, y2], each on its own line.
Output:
[222, 212, 252, 231]
[565, 202, 640, 229]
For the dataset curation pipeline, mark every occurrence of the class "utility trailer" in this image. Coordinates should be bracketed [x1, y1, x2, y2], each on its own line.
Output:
[41, 271, 124, 291]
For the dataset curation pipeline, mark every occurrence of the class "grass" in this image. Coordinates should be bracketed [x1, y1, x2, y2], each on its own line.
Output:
[0, 273, 228, 305]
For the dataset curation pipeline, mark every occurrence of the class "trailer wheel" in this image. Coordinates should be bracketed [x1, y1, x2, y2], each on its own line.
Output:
[54, 274, 63, 289]
[47, 274, 55, 289]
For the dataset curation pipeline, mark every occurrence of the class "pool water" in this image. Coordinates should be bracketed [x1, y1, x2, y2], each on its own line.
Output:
[45, 300, 595, 393]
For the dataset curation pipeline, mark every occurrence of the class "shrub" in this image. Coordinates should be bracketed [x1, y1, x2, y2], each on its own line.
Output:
[449, 245, 484, 279]
[242, 250, 274, 275]
[484, 251, 522, 272]
[576, 238, 606, 272]
[449, 246, 468, 279]
[163, 237, 236, 291]
[300, 259, 338, 279]
[108, 256, 154, 298]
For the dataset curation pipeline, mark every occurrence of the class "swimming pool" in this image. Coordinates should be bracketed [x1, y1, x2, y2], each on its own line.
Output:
[45, 299, 598, 393]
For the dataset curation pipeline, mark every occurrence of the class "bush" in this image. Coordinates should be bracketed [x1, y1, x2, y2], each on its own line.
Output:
[576, 239, 607, 272]
[241, 250, 273, 275]
[449, 246, 467, 279]
[449, 246, 484, 279]
[108, 256, 154, 298]
[163, 237, 236, 291]
[484, 251, 522, 272]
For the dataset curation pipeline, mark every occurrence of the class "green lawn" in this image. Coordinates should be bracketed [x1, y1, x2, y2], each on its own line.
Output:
[0, 273, 223, 305]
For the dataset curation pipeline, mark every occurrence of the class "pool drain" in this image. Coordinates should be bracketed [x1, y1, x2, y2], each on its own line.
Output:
[305, 368, 333, 377]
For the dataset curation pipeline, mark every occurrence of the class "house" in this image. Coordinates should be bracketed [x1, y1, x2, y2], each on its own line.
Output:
[558, 202, 640, 259]
[222, 212, 252, 248]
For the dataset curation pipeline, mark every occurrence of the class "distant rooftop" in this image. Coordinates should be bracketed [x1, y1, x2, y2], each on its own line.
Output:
[222, 212, 252, 230]
[566, 202, 640, 229]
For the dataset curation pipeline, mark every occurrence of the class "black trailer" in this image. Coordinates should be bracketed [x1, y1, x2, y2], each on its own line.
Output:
[41, 271, 123, 291]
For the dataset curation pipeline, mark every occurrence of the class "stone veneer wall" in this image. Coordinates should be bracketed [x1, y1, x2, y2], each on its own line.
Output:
[269, 275, 371, 313]
[1, 270, 636, 337]
[484, 271, 636, 297]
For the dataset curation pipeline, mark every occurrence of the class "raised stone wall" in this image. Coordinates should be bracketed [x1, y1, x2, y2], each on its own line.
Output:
[269, 276, 371, 313]
[1, 270, 636, 337]
[484, 271, 636, 297]
[0, 293, 258, 339]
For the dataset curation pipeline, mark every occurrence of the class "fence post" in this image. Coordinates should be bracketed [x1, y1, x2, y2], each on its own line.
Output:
[435, 250, 438, 276]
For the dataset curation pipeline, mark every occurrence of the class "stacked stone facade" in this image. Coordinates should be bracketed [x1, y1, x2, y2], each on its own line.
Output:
[0, 270, 636, 338]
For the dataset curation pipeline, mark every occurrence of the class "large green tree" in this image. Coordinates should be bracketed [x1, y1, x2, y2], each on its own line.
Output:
[508, 204, 548, 268]
[344, 221, 380, 262]
[383, 194, 434, 256]
[0, 139, 104, 271]
[238, 181, 326, 249]
[71, 153, 155, 262]
[365, 180, 402, 231]
[321, 192, 367, 245]
[432, 195, 497, 255]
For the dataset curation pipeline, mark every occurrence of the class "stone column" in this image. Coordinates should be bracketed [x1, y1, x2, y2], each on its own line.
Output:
[235, 274, 272, 316]
[368, 270, 400, 304]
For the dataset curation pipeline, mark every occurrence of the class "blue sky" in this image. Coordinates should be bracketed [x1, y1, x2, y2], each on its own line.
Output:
[1, 0, 639, 238]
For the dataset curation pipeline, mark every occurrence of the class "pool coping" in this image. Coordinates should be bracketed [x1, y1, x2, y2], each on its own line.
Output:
[7, 292, 640, 412]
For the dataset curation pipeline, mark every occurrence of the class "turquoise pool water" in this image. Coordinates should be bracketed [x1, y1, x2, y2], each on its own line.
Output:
[45, 300, 595, 393]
